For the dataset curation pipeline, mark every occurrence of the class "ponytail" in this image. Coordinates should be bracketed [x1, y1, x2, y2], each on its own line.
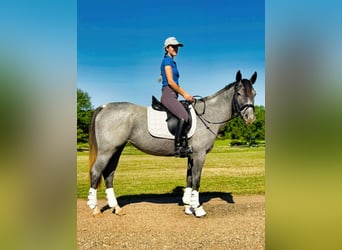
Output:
[158, 50, 168, 82]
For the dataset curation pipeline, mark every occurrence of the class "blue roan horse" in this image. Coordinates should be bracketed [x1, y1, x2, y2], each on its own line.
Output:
[87, 70, 257, 217]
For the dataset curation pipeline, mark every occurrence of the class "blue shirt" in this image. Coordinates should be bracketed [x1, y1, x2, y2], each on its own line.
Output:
[160, 55, 180, 87]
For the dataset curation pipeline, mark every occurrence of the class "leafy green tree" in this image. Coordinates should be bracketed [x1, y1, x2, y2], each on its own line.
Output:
[249, 105, 265, 140]
[77, 88, 94, 144]
[219, 105, 265, 142]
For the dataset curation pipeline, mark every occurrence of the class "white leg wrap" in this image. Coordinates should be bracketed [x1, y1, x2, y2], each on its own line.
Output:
[105, 188, 118, 208]
[190, 190, 200, 208]
[87, 188, 97, 209]
[184, 205, 194, 215]
[194, 206, 207, 217]
[182, 187, 192, 205]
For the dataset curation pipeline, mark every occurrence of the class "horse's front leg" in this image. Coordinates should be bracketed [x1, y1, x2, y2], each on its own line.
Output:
[182, 152, 207, 217]
[182, 156, 194, 215]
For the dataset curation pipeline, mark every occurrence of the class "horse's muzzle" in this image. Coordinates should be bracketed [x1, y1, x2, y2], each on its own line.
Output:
[242, 106, 256, 125]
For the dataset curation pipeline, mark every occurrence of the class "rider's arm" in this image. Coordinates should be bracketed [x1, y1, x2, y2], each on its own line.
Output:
[165, 65, 193, 101]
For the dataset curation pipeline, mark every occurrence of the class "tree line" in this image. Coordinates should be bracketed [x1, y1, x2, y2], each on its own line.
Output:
[77, 88, 265, 146]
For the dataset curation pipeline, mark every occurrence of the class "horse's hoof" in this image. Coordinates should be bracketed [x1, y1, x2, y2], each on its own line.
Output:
[194, 206, 207, 217]
[92, 207, 103, 217]
[113, 205, 126, 216]
[184, 205, 194, 215]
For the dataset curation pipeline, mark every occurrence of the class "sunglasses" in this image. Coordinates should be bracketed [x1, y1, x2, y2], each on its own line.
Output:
[169, 45, 179, 49]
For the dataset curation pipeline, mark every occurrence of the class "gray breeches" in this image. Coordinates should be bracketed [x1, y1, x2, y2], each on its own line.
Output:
[161, 86, 189, 122]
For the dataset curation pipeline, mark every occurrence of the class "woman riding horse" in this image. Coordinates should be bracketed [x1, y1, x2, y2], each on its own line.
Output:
[87, 70, 257, 217]
[160, 36, 194, 157]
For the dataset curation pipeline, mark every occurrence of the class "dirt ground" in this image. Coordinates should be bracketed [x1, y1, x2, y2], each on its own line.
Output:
[77, 194, 265, 250]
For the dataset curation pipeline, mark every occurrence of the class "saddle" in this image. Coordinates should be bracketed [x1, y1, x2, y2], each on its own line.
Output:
[151, 96, 192, 135]
[147, 96, 196, 139]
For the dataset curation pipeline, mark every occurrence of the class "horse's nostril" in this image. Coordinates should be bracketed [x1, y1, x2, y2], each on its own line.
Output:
[245, 114, 256, 124]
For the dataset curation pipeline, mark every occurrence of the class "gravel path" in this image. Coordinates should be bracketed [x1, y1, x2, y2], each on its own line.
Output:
[77, 194, 264, 249]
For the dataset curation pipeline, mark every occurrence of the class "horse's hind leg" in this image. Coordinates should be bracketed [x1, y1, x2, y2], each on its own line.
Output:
[102, 145, 126, 215]
[87, 151, 116, 216]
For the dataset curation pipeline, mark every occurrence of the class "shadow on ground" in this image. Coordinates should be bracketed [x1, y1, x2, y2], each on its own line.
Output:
[100, 186, 234, 213]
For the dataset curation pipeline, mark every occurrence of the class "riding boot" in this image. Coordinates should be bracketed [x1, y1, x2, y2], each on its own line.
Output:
[175, 119, 192, 158]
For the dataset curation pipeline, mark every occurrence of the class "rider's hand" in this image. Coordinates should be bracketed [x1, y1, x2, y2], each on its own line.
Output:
[184, 93, 194, 103]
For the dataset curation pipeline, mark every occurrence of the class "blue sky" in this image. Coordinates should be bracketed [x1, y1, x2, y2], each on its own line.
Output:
[78, 0, 265, 108]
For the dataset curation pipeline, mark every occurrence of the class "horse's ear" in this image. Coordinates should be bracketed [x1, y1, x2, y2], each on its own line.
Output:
[236, 70, 242, 82]
[250, 71, 257, 84]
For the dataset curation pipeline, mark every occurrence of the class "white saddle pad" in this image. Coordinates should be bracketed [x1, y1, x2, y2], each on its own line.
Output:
[147, 106, 196, 139]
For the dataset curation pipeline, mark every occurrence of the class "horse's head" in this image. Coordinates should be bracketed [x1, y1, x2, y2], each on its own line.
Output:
[233, 70, 257, 124]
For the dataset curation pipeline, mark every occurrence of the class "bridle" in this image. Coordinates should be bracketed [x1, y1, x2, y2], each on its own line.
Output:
[232, 92, 255, 119]
[190, 92, 255, 135]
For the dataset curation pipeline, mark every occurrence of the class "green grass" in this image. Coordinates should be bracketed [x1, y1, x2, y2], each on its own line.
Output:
[77, 140, 265, 199]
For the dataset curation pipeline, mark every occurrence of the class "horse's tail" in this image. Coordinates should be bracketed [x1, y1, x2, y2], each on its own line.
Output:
[88, 105, 104, 187]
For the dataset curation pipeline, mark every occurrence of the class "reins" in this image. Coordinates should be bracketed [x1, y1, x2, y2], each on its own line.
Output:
[189, 91, 255, 135]
[190, 95, 240, 135]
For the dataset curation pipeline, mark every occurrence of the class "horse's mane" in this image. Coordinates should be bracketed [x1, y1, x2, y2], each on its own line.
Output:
[201, 81, 236, 101]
